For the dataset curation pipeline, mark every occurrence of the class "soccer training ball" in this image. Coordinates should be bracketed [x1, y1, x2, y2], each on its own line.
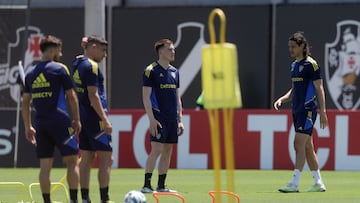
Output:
[124, 190, 147, 203]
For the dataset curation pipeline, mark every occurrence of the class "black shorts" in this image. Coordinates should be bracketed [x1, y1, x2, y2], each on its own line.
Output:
[79, 117, 113, 152]
[150, 110, 179, 144]
[34, 114, 78, 158]
[293, 110, 317, 135]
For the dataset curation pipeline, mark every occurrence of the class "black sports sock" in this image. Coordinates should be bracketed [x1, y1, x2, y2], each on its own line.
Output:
[81, 188, 91, 202]
[69, 189, 78, 202]
[42, 193, 51, 203]
[157, 173, 167, 189]
[144, 173, 152, 187]
[100, 186, 109, 202]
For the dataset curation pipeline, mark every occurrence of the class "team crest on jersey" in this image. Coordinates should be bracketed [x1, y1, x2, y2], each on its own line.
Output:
[299, 65, 304, 72]
[0, 26, 43, 106]
[324, 20, 360, 110]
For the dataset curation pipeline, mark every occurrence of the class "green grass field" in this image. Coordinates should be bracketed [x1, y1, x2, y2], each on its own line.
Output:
[0, 168, 359, 203]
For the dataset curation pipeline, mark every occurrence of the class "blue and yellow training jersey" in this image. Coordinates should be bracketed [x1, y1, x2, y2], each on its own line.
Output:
[24, 61, 73, 117]
[143, 61, 179, 119]
[71, 55, 108, 118]
[291, 56, 321, 113]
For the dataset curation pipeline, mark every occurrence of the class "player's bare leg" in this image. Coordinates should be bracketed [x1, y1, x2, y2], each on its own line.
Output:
[305, 137, 319, 170]
[39, 158, 53, 203]
[305, 137, 326, 192]
[158, 144, 173, 174]
[142, 142, 163, 193]
[294, 133, 309, 171]
[157, 144, 174, 192]
[145, 142, 163, 173]
[80, 150, 96, 202]
[279, 133, 308, 193]
[97, 151, 113, 187]
[64, 155, 79, 202]
[97, 151, 113, 202]
[64, 155, 79, 189]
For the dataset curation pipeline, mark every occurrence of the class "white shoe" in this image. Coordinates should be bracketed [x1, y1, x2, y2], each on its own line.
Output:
[278, 183, 299, 193]
[304, 183, 326, 192]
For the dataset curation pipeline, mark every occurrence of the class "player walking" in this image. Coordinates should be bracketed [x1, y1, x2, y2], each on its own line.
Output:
[274, 32, 328, 193]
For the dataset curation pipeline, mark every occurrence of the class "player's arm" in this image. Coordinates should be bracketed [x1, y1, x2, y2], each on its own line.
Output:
[314, 79, 328, 129]
[87, 86, 112, 134]
[21, 93, 36, 144]
[273, 88, 293, 110]
[177, 89, 184, 136]
[142, 86, 161, 136]
[65, 88, 81, 136]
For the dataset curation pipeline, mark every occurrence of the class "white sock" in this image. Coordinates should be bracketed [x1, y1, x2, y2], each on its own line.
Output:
[312, 169, 323, 185]
[290, 169, 301, 186]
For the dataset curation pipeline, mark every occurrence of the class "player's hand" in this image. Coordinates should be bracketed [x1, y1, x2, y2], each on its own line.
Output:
[319, 111, 328, 129]
[72, 119, 82, 137]
[104, 119, 112, 135]
[273, 99, 282, 110]
[149, 118, 162, 136]
[25, 126, 36, 145]
[177, 122, 184, 136]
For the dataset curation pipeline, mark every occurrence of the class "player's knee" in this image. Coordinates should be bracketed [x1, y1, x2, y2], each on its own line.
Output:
[293, 141, 303, 152]
[102, 154, 113, 166]
[63, 156, 78, 167]
[151, 147, 164, 156]
[97, 152, 113, 165]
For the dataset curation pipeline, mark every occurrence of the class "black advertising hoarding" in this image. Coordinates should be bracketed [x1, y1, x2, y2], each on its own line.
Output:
[0, 8, 84, 109]
[111, 6, 271, 109]
[0, 6, 270, 110]
[275, 4, 360, 110]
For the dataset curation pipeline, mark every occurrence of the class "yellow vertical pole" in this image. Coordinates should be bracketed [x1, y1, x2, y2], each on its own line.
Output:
[207, 8, 227, 203]
[203, 8, 242, 203]
[223, 108, 235, 203]
[208, 109, 221, 202]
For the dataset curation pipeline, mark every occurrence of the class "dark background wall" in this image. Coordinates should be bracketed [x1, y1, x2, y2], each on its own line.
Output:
[111, 6, 270, 109]
[275, 3, 360, 109]
[1, 4, 360, 110]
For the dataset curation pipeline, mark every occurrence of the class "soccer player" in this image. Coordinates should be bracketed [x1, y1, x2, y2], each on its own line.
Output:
[22, 35, 81, 203]
[274, 32, 328, 193]
[141, 39, 185, 193]
[71, 35, 113, 203]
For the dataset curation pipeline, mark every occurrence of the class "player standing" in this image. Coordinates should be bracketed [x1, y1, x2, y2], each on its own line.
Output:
[72, 35, 113, 203]
[274, 31, 328, 193]
[141, 39, 184, 193]
[22, 35, 81, 203]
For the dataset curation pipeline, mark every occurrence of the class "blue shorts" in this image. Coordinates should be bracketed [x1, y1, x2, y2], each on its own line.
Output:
[292, 110, 317, 135]
[34, 114, 78, 158]
[79, 117, 112, 152]
[150, 110, 179, 144]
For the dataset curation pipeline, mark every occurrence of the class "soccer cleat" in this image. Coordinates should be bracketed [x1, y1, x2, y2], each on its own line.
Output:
[141, 186, 154, 193]
[156, 187, 177, 193]
[278, 183, 299, 193]
[304, 183, 326, 192]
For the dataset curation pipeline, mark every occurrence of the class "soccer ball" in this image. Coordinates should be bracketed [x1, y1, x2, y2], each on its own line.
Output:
[124, 190, 147, 203]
